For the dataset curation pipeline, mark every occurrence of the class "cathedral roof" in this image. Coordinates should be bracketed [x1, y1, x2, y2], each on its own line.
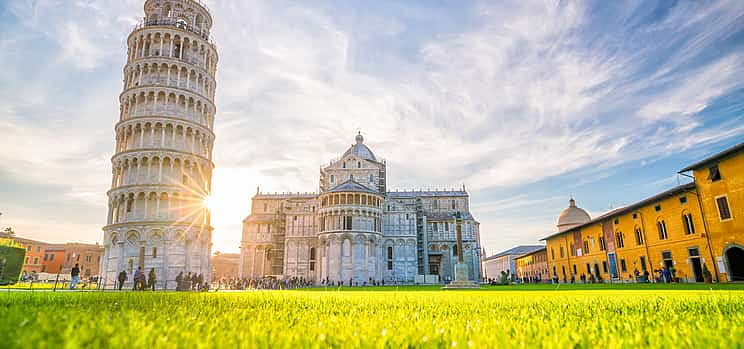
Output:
[327, 179, 379, 194]
[342, 133, 377, 162]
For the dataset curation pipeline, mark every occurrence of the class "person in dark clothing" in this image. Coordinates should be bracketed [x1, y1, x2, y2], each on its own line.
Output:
[176, 272, 184, 291]
[118, 270, 127, 291]
[148, 268, 156, 291]
[191, 273, 198, 291]
[70, 263, 81, 290]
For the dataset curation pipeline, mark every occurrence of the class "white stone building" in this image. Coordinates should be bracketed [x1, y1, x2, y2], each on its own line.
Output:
[100, 0, 218, 289]
[240, 134, 482, 285]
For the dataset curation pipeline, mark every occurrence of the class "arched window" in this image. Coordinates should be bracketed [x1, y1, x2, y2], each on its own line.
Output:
[387, 246, 393, 270]
[369, 174, 374, 183]
[357, 161, 361, 168]
[152, 247, 157, 259]
[330, 175, 334, 183]
[453, 244, 458, 257]
[683, 213, 695, 235]
[309, 247, 316, 271]
[342, 162, 346, 169]
[615, 231, 624, 248]
[634, 227, 644, 245]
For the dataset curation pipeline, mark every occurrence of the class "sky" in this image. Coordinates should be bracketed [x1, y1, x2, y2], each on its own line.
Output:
[0, 0, 743, 256]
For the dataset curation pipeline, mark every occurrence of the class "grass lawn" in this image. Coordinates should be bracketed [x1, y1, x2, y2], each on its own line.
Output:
[2, 285, 743, 348]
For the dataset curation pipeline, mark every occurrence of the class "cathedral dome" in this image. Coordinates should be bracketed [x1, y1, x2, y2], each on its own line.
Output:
[556, 198, 591, 232]
[342, 133, 377, 162]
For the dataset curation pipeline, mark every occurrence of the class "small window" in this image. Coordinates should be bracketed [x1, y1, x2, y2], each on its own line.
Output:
[599, 236, 606, 251]
[602, 261, 608, 273]
[44, 254, 48, 261]
[654, 205, 661, 212]
[683, 213, 695, 234]
[614, 218, 619, 225]
[451, 200, 456, 210]
[620, 259, 627, 273]
[570, 243, 575, 256]
[357, 161, 361, 168]
[658, 221, 668, 240]
[616, 232, 624, 248]
[387, 246, 393, 270]
[583, 241, 589, 254]
[342, 162, 346, 169]
[632, 213, 638, 220]
[688, 248, 700, 257]
[708, 165, 722, 182]
[551, 249, 555, 260]
[573, 264, 577, 275]
[369, 174, 374, 183]
[679, 196, 687, 204]
[330, 175, 335, 183]
[716, 196, 732, 220]
[152, 247, 157, 259]
[50, 254, 54, 261]
[560, 246, 565, 258]
[586, 263, 591, 275]
[662, 251, 672, 260]
[640, 256, 647, 272]
[635, 227, 644, 245]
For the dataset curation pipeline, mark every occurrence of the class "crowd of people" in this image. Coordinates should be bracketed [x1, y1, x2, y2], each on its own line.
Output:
[214, 276, 314, 290]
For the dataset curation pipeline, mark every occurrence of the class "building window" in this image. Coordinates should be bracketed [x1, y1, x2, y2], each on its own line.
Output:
[583, 240, 589, 254]
[586, 263, 591, 275]
[342, 162, 346, 169]
[679, 196, 687, 204]
[44, 254, 48, 261]
[708, 165, 721, 182]
[387, 246, 393, 270]
[632, 213, 638, 220]
[551, 249, 555, 260]
[570, 243, 575, 256]
[620, 259, 627, 273]
[716, 196, 732, 220]
[654, 205, 661, 212]
[445, 222, 449, 232]
[572, 264, 577, 275]
[453, 245, 458, 257]
[635, 227, 644, 245]
[599, 236, 606, 251]
[616, 232, 624, 248]
[263, 203, 268, 212]
[433, 200, 438, 210]
[127, 199, 133, 212]
[86, 255, 91, 262]
[330, 175, 335, 183]
[152, 247, 157, 259]
[683, 213, 695, 234]
[343, 216, 353, 230]
[614, 218, 619, 225]
[432, 222, 438, 232]
[309, 247, 316, 271]
[602, 261, 608, 273]
[451, 200, 456, 210]
[357, 161, 361, 168]
[640, 256, 647, 272]
[369, 174, 374, 183]
[560, 246, 564, 258]
[37, 246, 41, 253]
[658, 220, 668, 240]
[50, 254, 54, 261]
[33, 257, 39, 264]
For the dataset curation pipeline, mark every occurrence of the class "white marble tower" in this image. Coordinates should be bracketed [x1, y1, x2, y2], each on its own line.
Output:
[100, 0, 218, 289]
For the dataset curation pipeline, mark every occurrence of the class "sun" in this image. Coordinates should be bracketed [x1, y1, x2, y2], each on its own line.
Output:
[203, 195, 216, 211]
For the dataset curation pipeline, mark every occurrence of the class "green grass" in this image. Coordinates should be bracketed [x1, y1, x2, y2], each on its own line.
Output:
[2, 287, 743, 348]
[0, 281, 99, 290]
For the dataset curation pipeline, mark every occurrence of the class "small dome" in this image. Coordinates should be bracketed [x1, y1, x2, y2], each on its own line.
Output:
[556, 197, 591, 232]
[342, 133, 377, 161]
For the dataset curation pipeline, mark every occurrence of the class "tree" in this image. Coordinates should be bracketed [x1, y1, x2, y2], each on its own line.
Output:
[2, 227, 14, 238]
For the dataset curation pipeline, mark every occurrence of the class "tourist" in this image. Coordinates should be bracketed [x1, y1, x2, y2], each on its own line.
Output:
[133, 267, 143, 291]
[117, 270, 127, 291]
[69, 263, 81, 290]
[176, 272, 184, 291]
[148, 268, 156, 291]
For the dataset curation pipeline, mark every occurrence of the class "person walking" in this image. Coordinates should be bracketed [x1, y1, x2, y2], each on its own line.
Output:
[118, 270, 127, 291]
[133, 267, 143, 291]
[69, 263, 81, 290]
[148, 268, 156, 291]
[176, 271, 184, 291]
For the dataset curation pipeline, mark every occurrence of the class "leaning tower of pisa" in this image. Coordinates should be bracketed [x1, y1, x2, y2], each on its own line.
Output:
[100, 0, 218, 289]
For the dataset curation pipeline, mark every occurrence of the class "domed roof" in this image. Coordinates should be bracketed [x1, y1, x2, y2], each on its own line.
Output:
[556, 198, 591, 232]
[342, 133, 377, 162]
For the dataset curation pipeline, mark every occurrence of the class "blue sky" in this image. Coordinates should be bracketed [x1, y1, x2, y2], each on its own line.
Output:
[0, 0, 742, 255]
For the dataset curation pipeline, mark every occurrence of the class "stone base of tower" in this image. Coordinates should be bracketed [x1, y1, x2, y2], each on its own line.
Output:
[99, 225, 212, 290]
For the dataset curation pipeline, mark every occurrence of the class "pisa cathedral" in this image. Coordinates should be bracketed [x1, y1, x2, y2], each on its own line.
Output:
[240, 134, 483, 284]
[101, 0, 217, 288]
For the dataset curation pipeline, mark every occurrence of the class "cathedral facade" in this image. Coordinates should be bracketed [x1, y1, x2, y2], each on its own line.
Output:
[239, 134, 482, 284]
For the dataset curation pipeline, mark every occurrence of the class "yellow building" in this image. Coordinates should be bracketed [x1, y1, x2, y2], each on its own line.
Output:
[679, 142, 744, 282]
[543, 141, 743, 283]
[514, 247, 548, 283]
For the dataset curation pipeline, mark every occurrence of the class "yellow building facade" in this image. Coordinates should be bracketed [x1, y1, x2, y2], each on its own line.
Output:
[680, 142, 744, 282]
[514, 247, 548, 282]
[543, 141, 743, 283]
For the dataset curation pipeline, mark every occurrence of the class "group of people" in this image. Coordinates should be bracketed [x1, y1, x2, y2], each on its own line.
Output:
[175, 271, 208, 291]
[214, 277, 312, 290]
[117, 267, 157, 291]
